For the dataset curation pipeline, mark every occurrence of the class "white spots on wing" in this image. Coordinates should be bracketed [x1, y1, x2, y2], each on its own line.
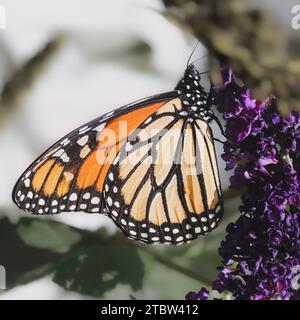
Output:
[104, 110, 115, 118]
[69, 193, 77, 201]
[113, 187, 118, 193]
[106, 197, 113, 206]
[92, 207, 100, 213]
[91, 197, 100, 205]
[69, 204, 76, 211]
[60, 205, 66, 210]
[185, 224, 191, 230]
[179, 111, 188, 116]
[121, 219, 127, 226]
[129, 230, 137, 236]
[149, 228, 156, 233]
[77, 135, 89, 146]
[203, 226, 208, 232]
[112, 210, 118, 217]
[53, 149, 64, 158]
[114, 201, 120, 208]
[17, 191, 21, 197]
[164, 236, 171, 241]
[164, 227, 170, 232]
[83, 192, 90, 200]
[24, 179, 30, 188]
[79, 126, 90, 134]
[191, 217, 197, 223]
[201, 217, 207, 222]
[105, 184, 109, 192]
[113, 153, 120, 165]
[93, 123, 105, 133]
[186, 234, 193, 239]
[64, 172, 74, 182]
[211, 222, 216, 228]
[25, 203, 30, 209]
[25, 171, 31, 178]
[61, 152, 70, 163]
[151, 237, 159, 242]
[38, 199, 45, 206]
[52, 200, 58, 206]
[125, 142, 133, 152]
[209, 214, 214, 219]
[61, 138, 70, 147]
[141, 233, 148, 238]
[80, 204, 87, 210]
[128, 222, 135, 227]
[172, 228, 179, 234]
[52, 208, 58, 213]
[38, 209, 43, 214]
[80, 145, 91, 159]
[144, 117, 152, 124]
[27, 191, 33, 199]
[176, 236, 184, 242]
[195, 227, 201, 233]
[108, 173, 114, 181]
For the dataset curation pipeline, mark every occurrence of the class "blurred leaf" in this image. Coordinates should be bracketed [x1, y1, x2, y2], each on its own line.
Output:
[0, 35, 64, 126]
[53, 237, 144, 297]
[162, 0, 300, 113]
[17, 219, 82, 254]
[1, 215, 233, 299]
[0, 217, 62, 288]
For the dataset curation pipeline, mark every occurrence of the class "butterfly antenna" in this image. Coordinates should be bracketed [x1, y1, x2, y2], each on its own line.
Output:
[186, 41, 201, 68]
[189, 52, 209, 68]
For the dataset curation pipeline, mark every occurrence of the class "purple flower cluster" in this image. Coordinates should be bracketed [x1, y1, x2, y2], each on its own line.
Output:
[186, 69, 300, 300]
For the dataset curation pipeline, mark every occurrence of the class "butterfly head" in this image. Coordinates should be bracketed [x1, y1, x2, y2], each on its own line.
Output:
[175, 65, 213, 121]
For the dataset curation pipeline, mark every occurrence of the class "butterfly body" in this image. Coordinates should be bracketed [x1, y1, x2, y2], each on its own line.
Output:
[13, 65, 223, 245]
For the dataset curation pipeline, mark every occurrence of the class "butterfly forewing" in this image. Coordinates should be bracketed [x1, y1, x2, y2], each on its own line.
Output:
[13, 95, 174, 215]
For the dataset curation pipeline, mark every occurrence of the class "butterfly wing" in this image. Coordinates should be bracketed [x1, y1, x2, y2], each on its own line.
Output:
[13, 92, 177, 214]
[103, 97, 223, 244]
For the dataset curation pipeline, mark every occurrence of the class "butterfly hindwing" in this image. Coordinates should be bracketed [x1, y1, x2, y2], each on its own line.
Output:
[103, 98, 223, 244]
[13, 93, 176, 215]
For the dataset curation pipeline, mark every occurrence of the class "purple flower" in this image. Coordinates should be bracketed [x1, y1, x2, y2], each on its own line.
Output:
[186, 287, 209, 300]
[186, 68, 300, 300]
[226, 117, 252, 142]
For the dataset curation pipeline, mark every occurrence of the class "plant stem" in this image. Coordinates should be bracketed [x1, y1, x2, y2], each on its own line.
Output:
[142, 247, 212, 285]
[113, 233, 212, 286]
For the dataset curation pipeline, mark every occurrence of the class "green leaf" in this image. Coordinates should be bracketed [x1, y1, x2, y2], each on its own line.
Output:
[0, 217, 62, 288]
[17, 219, 82, 254]
[53, 237, 145, 297]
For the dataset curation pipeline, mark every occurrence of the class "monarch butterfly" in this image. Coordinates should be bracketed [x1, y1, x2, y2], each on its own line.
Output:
[13, 63, 223, 245]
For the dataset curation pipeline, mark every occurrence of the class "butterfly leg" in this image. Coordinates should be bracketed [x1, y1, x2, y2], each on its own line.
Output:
[212, 115, 226, 138]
